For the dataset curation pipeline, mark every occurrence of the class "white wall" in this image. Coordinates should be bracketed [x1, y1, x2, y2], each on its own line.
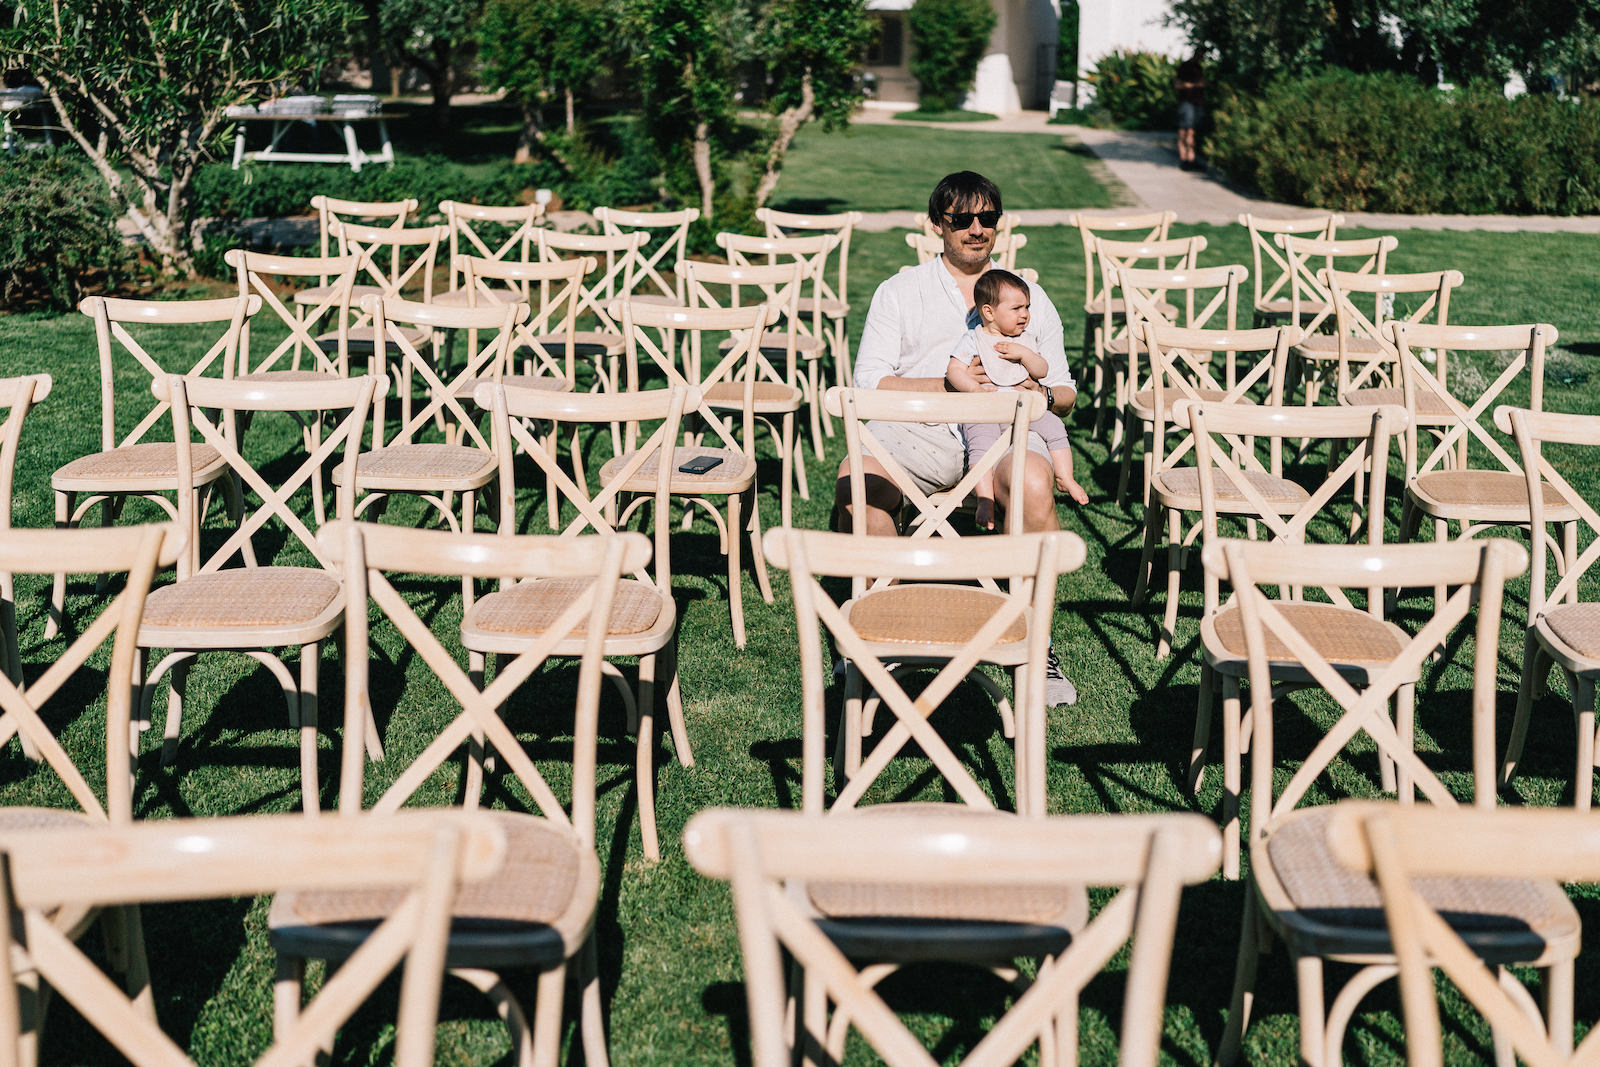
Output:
[1075, 0, 1188, 102]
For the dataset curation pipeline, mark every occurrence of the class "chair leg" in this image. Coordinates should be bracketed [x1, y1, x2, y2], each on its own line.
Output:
[806, 361, 825, 459]
[1217, 890, 1264, 1066]
[46, 489, 73, 639]
[748, 488, 773, 604]
[726, 494, 746, 649]
[530, 963, 567, 1067]
[578, 934, 609, 1066]
[160, 656, 192, 768]
[1221, 675, 1242, 880]
[273, 954, 305, 1051]
[1296, 953, 1327, 1067]
[1190, 662, 1215, 794]
[636, 661, 660, 862]
[660, 638, 692, 767]
[1115, 413, 1136, 506]
[1157, 507, 1183, 660]
[1131, 504, 1161, 605]
[299, 642, 320, 815]
[1575, 676, 1596, 812]
[455, 968, 536, 1067]
[1546, 957, 1575, 1057]
[1504, 639, 1546, 790]
[781, 414, 795, 530]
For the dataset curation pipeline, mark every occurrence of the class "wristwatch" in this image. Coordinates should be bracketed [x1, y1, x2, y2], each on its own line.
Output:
[1043, 385, 1055, 412]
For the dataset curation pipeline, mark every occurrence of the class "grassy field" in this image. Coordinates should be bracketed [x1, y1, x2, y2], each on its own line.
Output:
[1, 192, 1599, 1063]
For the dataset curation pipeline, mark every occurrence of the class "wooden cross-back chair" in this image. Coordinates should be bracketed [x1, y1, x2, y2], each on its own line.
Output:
[1086, 234, 1203, 434]
[1328, 803, 1592, 1067]
[684, 807, 1220, 1067]
[765, 526, 1084, 817]
[0, 375, 51, 684]
[537, 228, 646, 392]
[296, 194, 416, 306]
[1275, 233, 1397, 404]
[460, 253, 590, 392]
[1174, 401, 1407, 877]
[0, 809, 504, 1067]
[828, 386, 1045, 582]
[435, 199, 545, 307]
[1105, 259, 1242, 502]
[1238, 213, 1343, 324]
[614, 299, 775, 647]
[271, 521, 641, 1067]
[594, 205, 699, 306]
[470, 382, 696, 861]
[1323, 268, 1463, 404]
[227, 249, 360, 381]
[134, 373, 380, 814]
[49, 295, 256, 639]
[757, 206, 864, 395]
[1208, 538, 1580, 1067]
[1071, 210, 1176, 357]
[1498, 407, 1600, 810]
[679, 256, 809, 526]
[328, 218, 442, 309]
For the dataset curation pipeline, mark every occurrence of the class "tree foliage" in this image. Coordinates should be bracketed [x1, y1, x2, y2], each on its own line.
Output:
[2, 0, 355, 275]
[478, 0, 610, 160]
[906, 0, 997, 112]
[363, 0, 484, 116]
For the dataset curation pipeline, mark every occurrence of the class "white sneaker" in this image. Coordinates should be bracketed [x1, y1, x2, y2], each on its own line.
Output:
[1044, 649, 1077, 706]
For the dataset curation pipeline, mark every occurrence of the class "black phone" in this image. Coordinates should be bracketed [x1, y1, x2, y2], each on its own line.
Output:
[677, 454, 725, 475]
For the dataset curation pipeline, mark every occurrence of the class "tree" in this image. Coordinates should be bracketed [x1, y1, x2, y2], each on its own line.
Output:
[366, 0, 484, 119]
[751, 0, 874, 206]
[478, 0, 611, 162]
[905, 0, 997, 112]
[2, 0, 355, 275]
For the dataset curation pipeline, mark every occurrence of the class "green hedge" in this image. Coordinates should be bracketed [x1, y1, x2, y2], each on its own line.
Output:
[1209, 70, 1600, 215]
[1084, 50, 1177, 130]
[0, 154, 125, 310]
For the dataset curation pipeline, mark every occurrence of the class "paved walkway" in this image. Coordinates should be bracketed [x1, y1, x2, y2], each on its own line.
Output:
[850, 107, 1600, 234]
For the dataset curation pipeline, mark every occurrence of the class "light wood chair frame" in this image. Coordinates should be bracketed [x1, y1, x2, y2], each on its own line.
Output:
[0, 375, 51, 686]
[298, 194, 416, 303]
[536, 228, 647, 392]
[1238, 213, 1343, 324]
[438, 199, 546, 303]
[757, 206, 863, 394]
[227, 249, 360, 380]
[594, 205, 699, 305]
[1276, 234, 1397, 406]
[460, 253, 590, 390]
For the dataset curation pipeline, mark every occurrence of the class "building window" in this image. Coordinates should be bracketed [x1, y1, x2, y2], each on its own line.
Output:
[866, 14, 904, 67]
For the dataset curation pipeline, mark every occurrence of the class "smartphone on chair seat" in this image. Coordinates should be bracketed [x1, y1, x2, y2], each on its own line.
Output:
[677, 454, 725, 475]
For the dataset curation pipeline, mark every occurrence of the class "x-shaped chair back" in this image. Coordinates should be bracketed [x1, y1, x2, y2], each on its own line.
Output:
[0, 810, 503, 1067]
[311, 194, 415, 288]
[440, 200, 545, 296]
[330, 220, 443, 306]
[476, 382, 694, 589]
[1092, 234, 1205, 340]
[81, 295, 258, 455]
[1499, 407, 1600, 619]
[717, 231, 837, 348]
[1275, 234, 1397, 337]
[826, 386, 1046, 590]
[1180, 401, 1406, 614]
[757, 206, 862, 311]
[461, 254, 591, 385]
[0, 375, 49, 533]
[0, 524, 181, 823]
[679, 258, 804, 388]
[684, 806, 1219, 1067]
[594, 206, 699, 304]
[1329, 803, 1600, 1067]
[1393, 321, 1554, 484]
[537, 228, 645, 336]
[226, 249, 362, 377]
[1073, 210, 1176, 312]
[765, 527, 1082, 814]
[1324, 268, 1463, 394]
[1140, 321, 1296, 477]
[366, 295, 527, 452]
[1205, 537, 1524, 840]
[158, 374, 378, 578]
[1239, 213, 1342, 317]
[321, 520, 644, 837]
[1112, 262, 1244, 393]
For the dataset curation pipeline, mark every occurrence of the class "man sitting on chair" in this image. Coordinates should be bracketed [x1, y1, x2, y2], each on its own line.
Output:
[838, 170, 1080, 705]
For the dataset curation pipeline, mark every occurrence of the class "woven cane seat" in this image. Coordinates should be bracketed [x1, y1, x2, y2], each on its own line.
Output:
[1152, 467, 1309, 509]
[142, 568, 340, 630]
[1341, 384, 1453, 416]
[537, 330, 624, 356]
[1542, 604, 1600, 662]
[702, 381, 804, 410]
[1258, 297, 1330, 317]
[796, 296, 848, 317]
[466, 577, 664, 637]
[336, 444, 495, 488]
[1410, 470, 1571, 514]
[54, 443, 226, 487]
[719, 332, 825, 358]
[1266, 808, 1577, 940]
[339, 325, 430, 348]
[847, 585, 1025, 647]
[1206, 602, 1407, 666]
[293, 283, 386, 307]
[599, 447, 751, 494]
[1292, 333, 1384, 360]
[1130, 387, 1252, 419]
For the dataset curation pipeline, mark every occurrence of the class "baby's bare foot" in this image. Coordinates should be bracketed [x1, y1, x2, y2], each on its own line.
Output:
[1058, 475, 1089, 505]
[975, 496, 996, 530]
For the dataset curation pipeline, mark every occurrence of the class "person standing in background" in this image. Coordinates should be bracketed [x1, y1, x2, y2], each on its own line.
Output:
[1175, 56, 1206, 171]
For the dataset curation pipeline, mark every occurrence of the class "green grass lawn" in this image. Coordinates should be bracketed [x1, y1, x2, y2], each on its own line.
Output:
[1, 214, 1599, 1065]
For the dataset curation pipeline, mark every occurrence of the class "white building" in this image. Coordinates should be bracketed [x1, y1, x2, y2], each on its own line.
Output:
[861, 0, 1183, 114]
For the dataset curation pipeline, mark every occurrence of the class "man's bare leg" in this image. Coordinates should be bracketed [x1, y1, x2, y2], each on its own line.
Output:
[993, 451, 1060, 532]
[835, 455, 902, 536]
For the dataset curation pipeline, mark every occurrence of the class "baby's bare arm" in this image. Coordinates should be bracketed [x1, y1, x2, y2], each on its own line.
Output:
[994, 341, 1048, 379]
[946, 356, 993, 392]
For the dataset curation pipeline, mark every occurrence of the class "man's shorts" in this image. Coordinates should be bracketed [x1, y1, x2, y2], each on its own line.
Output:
[863, 420, 1051, 496]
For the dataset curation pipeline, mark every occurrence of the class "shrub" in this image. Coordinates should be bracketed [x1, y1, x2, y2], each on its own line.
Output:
[0, 153, 125, 310]
[1084, 50, 1177, 130]
[906, 0, 997, 112]
[1208, 70, 1600, 215]
[192, 157, 544, 224]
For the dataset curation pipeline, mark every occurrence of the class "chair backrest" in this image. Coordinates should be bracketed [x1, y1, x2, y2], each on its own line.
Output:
[366, 295, 527, 452]
[311, 194, 415, 263]
[460, 254, 591, 385]
[1327, 802, 1598, 1067]
[903, 229, 1027, 270]
[1323, 268, 1463, 394]
[1072, 210, 1177, 311]
[1109, 262, 1244, 394]
[330, 220, 444, 304]
[1139, 321, 1297, 479]
[679, 258, 804, 387]
[537, 228, 646, 336]
[0, 809, 504, 1067]
[594, 206, 699, 304]
[1092, 235, 1205, 333]
[763, 527, 1085, 814]
[684, 806, 1219, 1067]
[157, 374, 379, 578]
[1392, 321, 1555, 483]
[320, 521, 646, 844]
[0, 523, 182, 823]
[1275, 233, 1397, 336]
[717, 231, 838, 346]
[620, 299, 774, 456]
[1497, 406, 1600, 623]
[226, 249, 362, 378]
[826, 386, 1047, 561]
[1178, 401, 1407, 614]
[79, 295, 258, 455]
[1202, 538, 1527, 845]
[1238, 212, 1343, 315]
[0, 375, 49, 531]
[756, 206, 862, 310]
[476, 382, 695, 590]
[440, 200, 545, 296]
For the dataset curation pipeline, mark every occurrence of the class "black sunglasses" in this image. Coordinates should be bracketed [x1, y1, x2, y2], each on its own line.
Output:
[943, 210, 1002, 230]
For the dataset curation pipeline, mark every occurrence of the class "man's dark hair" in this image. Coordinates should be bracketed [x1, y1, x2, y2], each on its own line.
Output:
[973, 268, 1028, 310]
[927, 171, 1002, 226]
